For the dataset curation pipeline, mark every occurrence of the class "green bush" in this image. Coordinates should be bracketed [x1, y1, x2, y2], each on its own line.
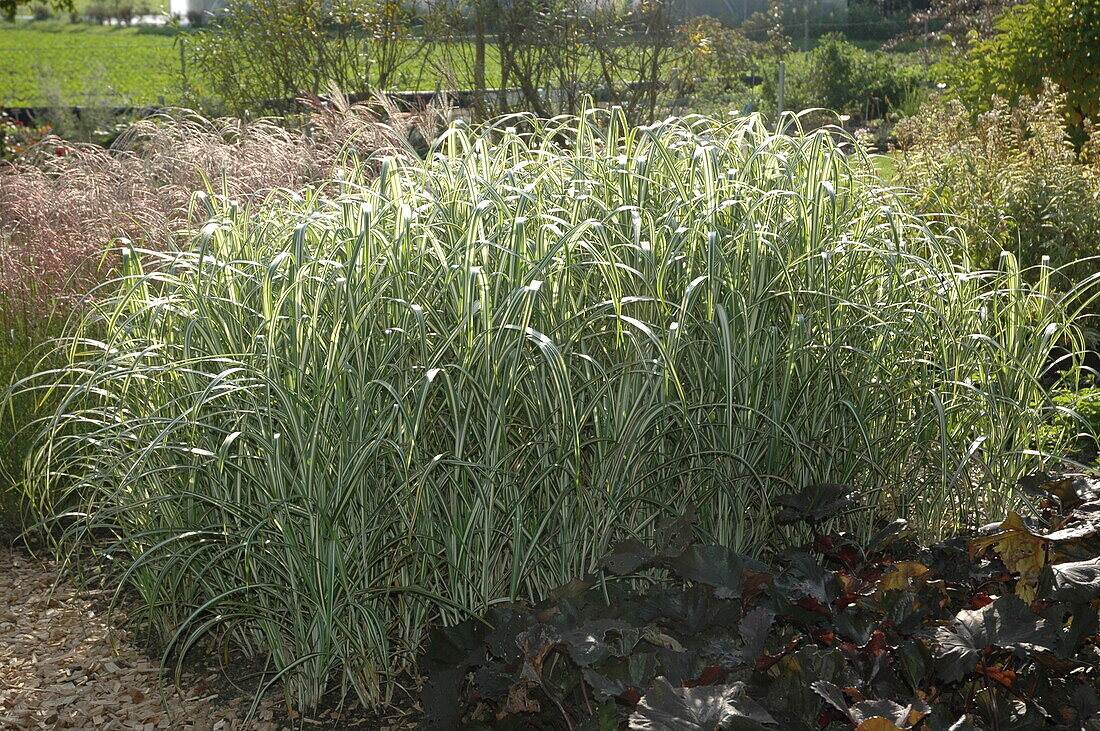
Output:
[20, 110, 1095, 710]
[676, 16, 774, 115]
[763, 35, 923, 120]
[944, 0, 1100, 142]
[894, 84, 1100, 288]
[189, 0, 419, 113]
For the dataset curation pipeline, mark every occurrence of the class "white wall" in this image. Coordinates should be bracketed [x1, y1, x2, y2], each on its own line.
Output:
[170, 0, 227, 20]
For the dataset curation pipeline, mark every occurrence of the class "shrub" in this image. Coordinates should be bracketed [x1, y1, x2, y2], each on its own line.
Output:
[1, 99, 439, 534]
[422, 0, 682, 122]
[675, 17, 770, 115]
[894, 83, 1100, 289]
[20, 110, 1096, 711]
[943, 0, 1100, 141]
[30, 3, 51, 18]
[113, 3, 133, 24]
[762, 35, 923, 120]
[86, 3, 109, 23]
[189, 0, 420, 114]
[678, 17, 767, 93]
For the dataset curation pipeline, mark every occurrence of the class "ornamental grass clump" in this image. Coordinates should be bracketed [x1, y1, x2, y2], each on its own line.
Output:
[0, 94, 437, 329]
[20, 109, 1097, 710]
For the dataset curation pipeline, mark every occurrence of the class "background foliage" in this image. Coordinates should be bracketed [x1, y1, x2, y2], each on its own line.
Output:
[895, 83, 1100, 289]
[763, 33, 924, 119]
[943, 0, 1100, 140]
[188, 0, 419, 113]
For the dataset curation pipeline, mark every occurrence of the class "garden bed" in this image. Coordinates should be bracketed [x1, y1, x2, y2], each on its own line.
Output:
[3, 470, 1098, 730]
[423, 478, 1100, 729]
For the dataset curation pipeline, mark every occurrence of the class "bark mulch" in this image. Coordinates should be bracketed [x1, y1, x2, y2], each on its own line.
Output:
[0, 547, 413, 730]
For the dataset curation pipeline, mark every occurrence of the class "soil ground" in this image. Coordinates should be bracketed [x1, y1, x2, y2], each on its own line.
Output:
[0, 544, 416, 730]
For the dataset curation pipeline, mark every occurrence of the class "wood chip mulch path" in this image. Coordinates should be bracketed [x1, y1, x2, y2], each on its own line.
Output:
[0, 547, 408, 730]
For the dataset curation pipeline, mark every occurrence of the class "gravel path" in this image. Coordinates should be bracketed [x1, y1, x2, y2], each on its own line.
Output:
[0, 547, 296, 730]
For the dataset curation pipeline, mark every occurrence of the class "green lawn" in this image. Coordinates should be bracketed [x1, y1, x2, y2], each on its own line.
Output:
[0, 21, 489, 106]
[70, 0, 170, 13]
[871, 150, 900, 182]
[0, 21, 184, 106]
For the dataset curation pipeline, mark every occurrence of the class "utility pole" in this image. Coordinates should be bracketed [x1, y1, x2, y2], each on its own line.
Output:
[923, 19, 929, 66]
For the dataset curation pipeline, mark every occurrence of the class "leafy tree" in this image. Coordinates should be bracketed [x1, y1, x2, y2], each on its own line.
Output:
[423, 0, 684, 122]
[945, 0, 1100, 135]
[2, 0, 71, 20]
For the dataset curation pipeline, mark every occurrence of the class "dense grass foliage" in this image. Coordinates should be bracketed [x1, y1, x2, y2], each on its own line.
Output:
[0, 328, 56, 534]
[0, 102, 428, 534]
[20, 110, 1095, 710]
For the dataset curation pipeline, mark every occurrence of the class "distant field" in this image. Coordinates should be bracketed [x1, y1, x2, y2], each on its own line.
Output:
[0, 22, 481, 107]
[0, 21, 609, 108]
[70, 0, 170, 12]
[0, 21, 183, 106]
[0, 21, 725, 109]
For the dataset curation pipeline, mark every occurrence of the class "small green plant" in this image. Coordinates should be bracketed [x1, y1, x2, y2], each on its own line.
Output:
[1037, 388, 1100, 457]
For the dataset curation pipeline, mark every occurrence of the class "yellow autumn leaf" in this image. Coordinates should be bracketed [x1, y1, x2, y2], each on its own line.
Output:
[876, 561, 931, 595]
[972, 512, 1046, 601]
